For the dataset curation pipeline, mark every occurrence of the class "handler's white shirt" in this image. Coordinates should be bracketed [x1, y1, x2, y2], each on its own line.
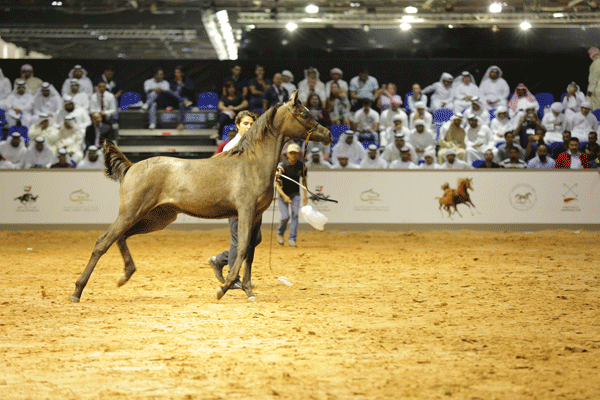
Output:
[223, 134, 241, 152]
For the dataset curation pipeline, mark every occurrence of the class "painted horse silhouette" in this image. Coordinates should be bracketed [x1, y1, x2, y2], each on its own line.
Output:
[436, 178, 480, 219]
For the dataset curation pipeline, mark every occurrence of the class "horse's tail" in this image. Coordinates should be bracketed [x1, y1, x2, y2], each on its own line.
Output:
[102, 139, 133, 184]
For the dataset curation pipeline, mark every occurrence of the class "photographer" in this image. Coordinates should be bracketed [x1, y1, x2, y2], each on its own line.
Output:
[513, 103, 546, 149]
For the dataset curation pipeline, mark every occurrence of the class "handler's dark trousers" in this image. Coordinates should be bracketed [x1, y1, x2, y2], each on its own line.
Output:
[214, 217, 263, 277]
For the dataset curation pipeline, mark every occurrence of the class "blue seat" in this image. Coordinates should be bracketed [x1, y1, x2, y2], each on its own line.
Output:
[580, 141, 589, 151]
[593, 109, 600, 123]
[331, 124, 350, 143]
[0, 108, 5, 127]
[8, 125, 29, 143]
[550, 142, 564, 155]
[222, 124, 237, 141]
[472, 160, 485, 168]
[198, 92, 219, 110]
[418, 159, 425, 165]
[432, 109, 453, 128]
[404, 92, 414, 112]
[495, 141, 506, 148]
[535, 93, 554, 118]
[361, 140, 378, 150]
[120, 92, 142, 110]
[488, 109, 496, 121]
[560, 92, 567, 102]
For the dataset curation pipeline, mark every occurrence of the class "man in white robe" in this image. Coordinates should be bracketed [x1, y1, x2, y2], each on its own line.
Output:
[565, 101, 599, 142]
[562, 82, 586, 118]
[28, 113, 60, 152]
[440, 148, 472, 170]
[422, 72, 454, 111]
[324, 68, 349, 98]
[32, 82, 62, 119]
[381, 132, 418, 165]
[541, 102, 566, 144]
[409, 101, 433, 130]
[359, 144, 388, 169]
[56, 116, 85, 163]
[331, 130, 366, 165]
[389, 147, 418, 169]
[408, 120, 436, 161]
[61, 65, 94, 98]
[380, 114, 411, 148]
[0, 68, 11, 102]
[0, 132, 27, 167]
[464, 96, 489, 128]
[298, 67, 326, 104]
[419, 149, 441, 169]
[4, 80, 34, 127]
[23, 136, 57, 169]
[587, 47, 600, 110]
[452, 71, 479, 114]
[306, 147, 332, 170]
[479, 66, 510, 109]
[464, 113, 496, 164]
[77, 145, 104, 169]
[332, 153, 360, 169]
[67, 79, 90, 112]
[379, 98, 408, 134]
[281, 70, 296, 98]
[489, 105, 513, 143]
[56, 96, 91, 130]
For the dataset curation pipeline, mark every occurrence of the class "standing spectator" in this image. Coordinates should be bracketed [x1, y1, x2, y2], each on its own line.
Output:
[555, 137, 590, 169]
[141, 69, 170, 129]
[377, 83, 402, 111]
[464, 113, 495, 164]
[562, 82, 586, 117]
[326, 81, 353, 126]
[525, 128, 549, 161]
[306, 147, 333, 170]
[552, 131, 572, 159]
[85, 112, 115, 150]
[381, 132, 417, 165]
[28, 113, 59, 152]
[438, 114, 467, 163]
[222, 64, 248, 98]
[381, 114, 410, 149]
[305, 94, 331, 129]
[359, 144, 388, 169]
[497, 131, 525, 162]
[90, 82, 118, 124]
[508, 83, 539, 118]
[541, 102, 566, 144]
[5, 80, 34, 127]
[331, 130, 366, 165]
[56, 116, 84, 163]
[513, 102, 546, 148]
[247, 65, 271, 112]
[263, 73, 289, 111]
[61, 65, 93, 98]
[0, 68, 11, 102]
[479, 66, 510, 109]
[489, 106, 512, 143]
[379, 98, 409, 134]
[217, 82, 248, 139]
[527, 144, 555, 169]
[500, 147, 527, 168]
[50, 148, 74, 169]
[565, 101, 598, 141]
[409, 101, 433, 129]
[0, 132, 27, 167]
[332, 153, 359, 169]
[408, 120, 436, 161]
[324, 67, 348, 99]
[451, 71, 479, 114]
[14, 64, 43, 95]
[94, 66, 122, 100]
[352, 99, 379, 142]
[77, 146, 104, 169]
[275, 143, 307, 248]
[476, 149, 501, 168]
[419, 149, 441, 169]
[407, 83, 428, 112]
[67, 79, 89, 112]
[56, 96, 91, 130]
[349, 67, 379, 110]
[23, 136, 56, 169]
[298, 67, 326, 104]
[32, 82, 62, 119]
[422, 72, 454, 112]
[280, 70, 296, 97]
[440, 148, 471, 170]
[587, 47, 600, 110]
[389, 147, 418, 169]
[582, 131, 600, 161]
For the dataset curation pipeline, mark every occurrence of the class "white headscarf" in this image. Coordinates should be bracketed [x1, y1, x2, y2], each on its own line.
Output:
[23, 137, 57, 168]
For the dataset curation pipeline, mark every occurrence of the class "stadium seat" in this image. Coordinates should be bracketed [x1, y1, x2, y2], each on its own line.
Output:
[0, 109, 5, 127]
[550, 142, 564, 155]
[418, 159, 425, 165]
[495, 141, 506, 148]
[198, 92, 219, 110]
[593, 109, 600, 123]
[472, 160, 485, 168]
[120, 92, 142, 110]
[432, 109, 453, 128]
[361, 140, 378, 150]
[331, 124, 350, 143]
[535, 93, 554, 117]
[222, 123, 236, 141]
[488, 109, 496, 121]
[8, 125, 29, 143]
[404, 92, 413, 112]
[580, 141, 588, 151]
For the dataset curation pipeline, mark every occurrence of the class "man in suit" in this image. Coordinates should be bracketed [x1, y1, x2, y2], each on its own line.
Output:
[85, 112, 115, 150]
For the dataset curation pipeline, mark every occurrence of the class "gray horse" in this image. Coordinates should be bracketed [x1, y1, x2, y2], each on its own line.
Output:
[69, 90, 332, 303]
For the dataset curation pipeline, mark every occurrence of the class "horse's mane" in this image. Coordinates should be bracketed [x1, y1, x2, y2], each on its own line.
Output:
[213, 104, 281, 158]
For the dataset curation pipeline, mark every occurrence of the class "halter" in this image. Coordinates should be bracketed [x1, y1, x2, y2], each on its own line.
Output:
[284, 103, 319, 157]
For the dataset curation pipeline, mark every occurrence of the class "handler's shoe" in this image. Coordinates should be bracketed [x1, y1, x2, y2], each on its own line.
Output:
[208, 256, 225, 283]
[289, 241, 297, 248]
[277, 235, 284, 245]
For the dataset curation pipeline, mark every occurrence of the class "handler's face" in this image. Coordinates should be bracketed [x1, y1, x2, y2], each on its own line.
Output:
[237, 116, 255, 136]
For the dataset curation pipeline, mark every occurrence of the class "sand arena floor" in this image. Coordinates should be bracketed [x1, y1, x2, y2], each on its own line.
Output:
[0, 228, 599, 399]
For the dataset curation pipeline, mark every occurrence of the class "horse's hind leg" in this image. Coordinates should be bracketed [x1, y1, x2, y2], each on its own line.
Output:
[116, 237, 136, 287]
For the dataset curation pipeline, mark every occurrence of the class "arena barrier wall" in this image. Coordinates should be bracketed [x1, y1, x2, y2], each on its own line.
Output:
[1, 170, 599, 230]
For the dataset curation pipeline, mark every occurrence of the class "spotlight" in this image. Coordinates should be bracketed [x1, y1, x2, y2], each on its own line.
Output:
[281, 39, 289, 45]
[491, 24, 499, 32]
[363, 24, 370, 32]
[405, 6, 418, 13]
[553, 12, 564, 18]
[448, 24, 454, 28]
[286, 22, 298, 31]
[520, 20, 531, 30]
[489, 2, 502, 13]
[400, 22, 412, 31]
[305, 4, 319, 14]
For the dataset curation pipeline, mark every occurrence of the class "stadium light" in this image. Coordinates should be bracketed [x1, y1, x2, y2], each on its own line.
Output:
[305, 4, 319, 14]
[286, 22, 298, 31]
[400, 22, 412, 31]
[489, 2, 502, 13]
[520, 20, 532, 30]
[405, 6, 418, 14]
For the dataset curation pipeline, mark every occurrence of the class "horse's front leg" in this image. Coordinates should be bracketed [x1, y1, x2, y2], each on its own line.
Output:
[468, 200, 481, 214]
[240, 219, 262, 300]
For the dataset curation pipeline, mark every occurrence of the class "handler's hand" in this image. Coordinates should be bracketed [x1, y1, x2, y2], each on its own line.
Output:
[283, 195, 292, 204]
[302, 197, 308, 207]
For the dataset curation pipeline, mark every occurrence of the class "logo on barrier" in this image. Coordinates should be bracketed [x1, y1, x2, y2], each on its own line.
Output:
[436, 178, 478, 219]
[354, 188, 389, 212]
[509, 183, 537, 211]
[70, 189, 92, 204]
[561, 183, 580, 212]
[310, 185, 331, 212]
[64, 188, 99, 212]
[360, 189, 382, 204]
[14, 186, 39, 212]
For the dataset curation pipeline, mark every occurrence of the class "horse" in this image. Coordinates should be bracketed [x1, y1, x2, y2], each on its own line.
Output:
[437, 178, 479, 218]
[69, 90, 332, 303]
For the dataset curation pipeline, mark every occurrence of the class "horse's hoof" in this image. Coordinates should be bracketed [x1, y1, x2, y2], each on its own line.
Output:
[216, 287, 225, 300]
[69, 295, 80, 303]
[248, 296, 259, 303]
[117, 275, 129, 287]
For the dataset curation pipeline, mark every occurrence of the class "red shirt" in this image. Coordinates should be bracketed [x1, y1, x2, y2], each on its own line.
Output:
[215, 139, 230, 154]
[554, 151, 590, 169]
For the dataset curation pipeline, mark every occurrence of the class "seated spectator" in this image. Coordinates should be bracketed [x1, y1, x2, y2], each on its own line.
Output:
[50, 148, 74, 169]
[500, 147, 527, 168]
[381, 114, 410, 149]
[90, 82, 118, 124]
[552, 131, 571, 159]
[85, 112, 115, 149]
[332, 153, 359, 169]
[169, 65, 196, 126]
[497, 131, 525, 162]
[377, 83, 402, 111]
[263, 73, 289, 111]
[555, 137, 590, 169]
[33, 82, 62, 119]
[379, 97, 408, 135]
[141, 69, 171, 129]
[527, 144, 555, 169]
[419, 149, 441, 169]
[525, 128, 549, 161]
[4, 80, 34, 127]
[440, 148, 471, 169]
[381, 132, 417, 165]
[408, 120, 436, 161]
[281, 70, 296, 97]
[0, 132, 27, 167]
[409, 101, 433, 130]
[513, 102, 546, 148]
[217, 82, 248, 139]
[562, 82, 586, 118]
[56, 96, 91, 130]
[298, 67, 326, 105]
[325, 67, 348, 99]
[23, 136, 56, 169]
[0, 152, 17, 169]
[438, 114, 467, 163]
[451, 71, 479, 114]
[477, 149, 501, 168]
[583, 131, 600, 161]
[94, 66, 122, 100]
[542, 102, 566, 144]
[222, 64, 248, 98]
[508, 83, 539, 118]
[349, 67, 379, 110]
[302, 136, 331, 162]
[464, 96, 489, 128]
[479, 66, 510, 109]
[0, 68, 11, 102]
[326, 81, 353, 126]
[306, 93, 331, 129]
[489, 105, 512, 143]
[388, 147, 417, 169]
[352, 99, 379, 142]
[247, 65, 271, 112]
[465, 113, 495, 164]
[28, 113, 59, 151]
[57, 116, 84, 163]
[61, 65, 93, 98]
[331, 130, 365, 165]
[77, 145, 104, 169]
[407, 83, 428, 112]
[565, 101, 598, 141]
[359, 144, 388, 169]
[422, 72, 454, 111]
[67, 79, 89, 111]
[306, 147, 333, 170]
[15, 64, 43, 95]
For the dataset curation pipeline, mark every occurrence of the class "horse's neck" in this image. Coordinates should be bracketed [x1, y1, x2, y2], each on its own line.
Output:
[457, 184, 469, 196]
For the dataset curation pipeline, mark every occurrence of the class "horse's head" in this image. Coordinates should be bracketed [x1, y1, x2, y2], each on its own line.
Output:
[280, 90, 332, 145]
[459, 178, 474, 191]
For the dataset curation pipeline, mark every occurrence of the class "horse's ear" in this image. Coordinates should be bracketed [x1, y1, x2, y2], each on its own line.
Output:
[289, 89, 300, 106]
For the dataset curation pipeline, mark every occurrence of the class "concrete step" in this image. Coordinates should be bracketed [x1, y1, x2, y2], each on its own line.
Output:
[119, 145, 216, 153]
[118, 128, 216, 137]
